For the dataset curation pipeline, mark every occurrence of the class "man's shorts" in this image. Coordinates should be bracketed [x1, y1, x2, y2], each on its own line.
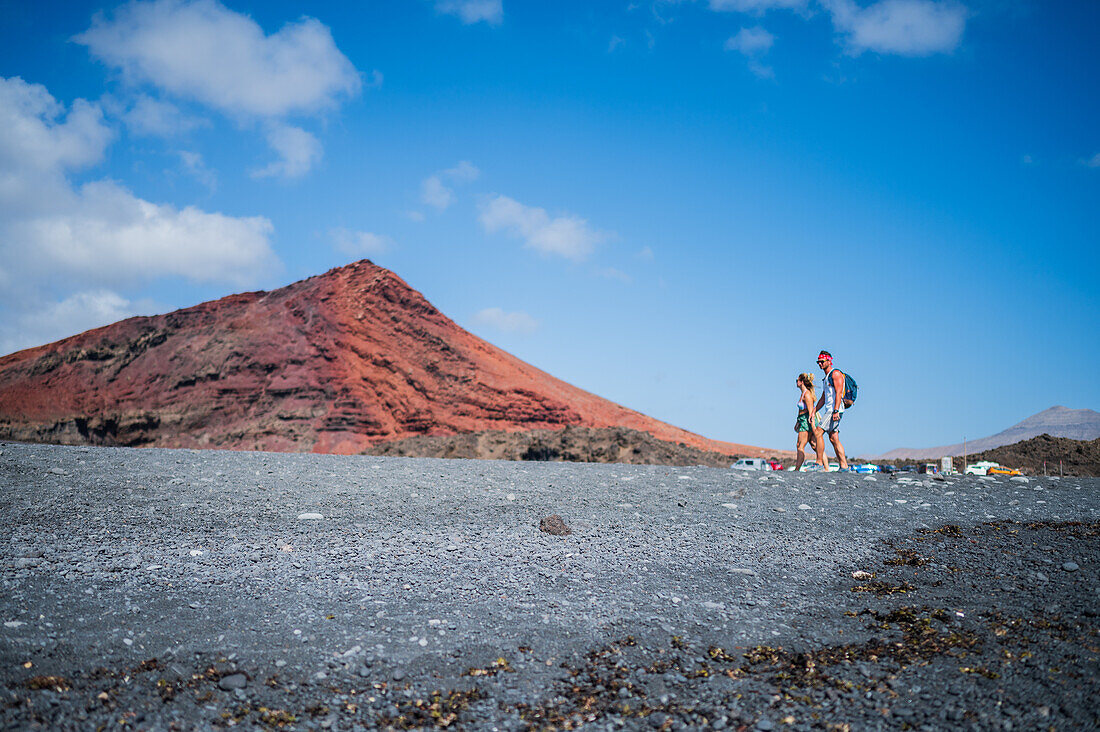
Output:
[815, 410, 843, 434]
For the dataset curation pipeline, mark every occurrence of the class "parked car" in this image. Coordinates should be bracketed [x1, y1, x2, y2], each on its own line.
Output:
[987, 466, 1022, 477]
[853, 464, 880, 474]
[965, 461, 999, 476]
[732, 458, 770, 471]
[766, 459, 783, 471]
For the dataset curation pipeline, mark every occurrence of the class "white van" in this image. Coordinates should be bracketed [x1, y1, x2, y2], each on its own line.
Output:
[732, 458, 770, 471]
[965, 460, 999, 476]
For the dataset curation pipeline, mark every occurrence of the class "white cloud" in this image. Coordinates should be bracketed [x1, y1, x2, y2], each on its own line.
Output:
[251, 124, 322, 179]
[75, 0, 360, 180]
[11, 179, 276, 288]
[725, 26, 776, 78]
[470, 307, 538, 335]
[608, 34, 626, 53]
[75, 0, 360, 118]
[710, 0, 805, 12]
[1086, 153, 1100, 168]
[0, 76, 112, 176]
[331, 228, 393, 257]
[421, 175, 454, 210]
[823, 0, 967, 56]
[435, 0, 503, 25]
[702, 0, 967, 58]
[638, 246, 655, 260]
[478, 195, 608, 262]
[177, 150, 217, 190]
[0, 290, 154, 356]
[446, 160, 480, 182]
[124, 95, 206, 137]
[725, 26, 775, 54]
[420, 160, 480, 211]
[0, 75, 280, 350]
[599, 267, 633, 283]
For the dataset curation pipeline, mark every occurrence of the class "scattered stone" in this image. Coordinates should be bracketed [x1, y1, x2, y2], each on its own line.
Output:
[798, 504, 811, 510]
[217, 673, 248, 690]
[1062, 562, 1079, 572]
[539, 515, 572, 536]
[297, 513, 324, 521]
[47, 467, 68, 476]
[4, 621, 26, 628]
[772, 507, 786, 513]
[852, 570, 873, 580]
[1010, 476, 1029, 483]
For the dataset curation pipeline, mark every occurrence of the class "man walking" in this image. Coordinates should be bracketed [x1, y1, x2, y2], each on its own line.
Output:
[814, 350, 849, 471]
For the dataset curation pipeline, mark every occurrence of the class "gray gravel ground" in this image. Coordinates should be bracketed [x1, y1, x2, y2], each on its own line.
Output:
[1, 442, 1097, 731]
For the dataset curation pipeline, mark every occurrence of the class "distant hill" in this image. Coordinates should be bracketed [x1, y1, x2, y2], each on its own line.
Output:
[0, 260, 775, 457]
[875, 406, 1100, 460]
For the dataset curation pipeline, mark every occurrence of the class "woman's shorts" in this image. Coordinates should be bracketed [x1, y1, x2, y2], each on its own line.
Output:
[794, 413, 812, 433]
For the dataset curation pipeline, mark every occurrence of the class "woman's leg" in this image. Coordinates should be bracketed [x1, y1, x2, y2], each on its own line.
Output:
[812, 427, 827, 466]
[795, 431, 808, 470]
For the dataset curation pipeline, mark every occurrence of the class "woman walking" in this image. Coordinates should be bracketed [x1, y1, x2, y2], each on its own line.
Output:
[794, 373, 825, 470]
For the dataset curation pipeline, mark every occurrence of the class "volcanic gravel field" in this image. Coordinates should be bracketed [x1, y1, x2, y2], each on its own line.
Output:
[2, 442, 1098, 731]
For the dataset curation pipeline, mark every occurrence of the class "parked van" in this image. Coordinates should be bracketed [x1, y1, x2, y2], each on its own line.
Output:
[732, 458, 770, 471]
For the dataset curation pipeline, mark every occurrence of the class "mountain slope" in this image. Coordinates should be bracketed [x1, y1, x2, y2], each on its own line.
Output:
[0, 260, 771, 456]
[875, 406, 1100, 460]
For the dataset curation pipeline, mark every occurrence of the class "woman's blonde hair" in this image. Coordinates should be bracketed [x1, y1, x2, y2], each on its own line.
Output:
[798, 372, 816, 402]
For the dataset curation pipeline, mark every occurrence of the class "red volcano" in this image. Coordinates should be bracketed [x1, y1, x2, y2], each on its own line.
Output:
[0, 261, 771, 456]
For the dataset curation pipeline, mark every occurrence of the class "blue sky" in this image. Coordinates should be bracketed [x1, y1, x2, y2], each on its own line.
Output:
[1, 0, 1097, 455]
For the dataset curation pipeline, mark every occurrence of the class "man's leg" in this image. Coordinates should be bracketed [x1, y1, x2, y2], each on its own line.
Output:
[828, 430, 848, 470]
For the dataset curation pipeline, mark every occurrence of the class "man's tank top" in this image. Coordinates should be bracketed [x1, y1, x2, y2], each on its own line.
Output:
[822, 369, 844, 414]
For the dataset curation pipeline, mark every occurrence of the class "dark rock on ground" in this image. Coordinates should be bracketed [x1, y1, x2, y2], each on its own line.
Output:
[539, 514, 572, 536]
[364, 424, 767, 467]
